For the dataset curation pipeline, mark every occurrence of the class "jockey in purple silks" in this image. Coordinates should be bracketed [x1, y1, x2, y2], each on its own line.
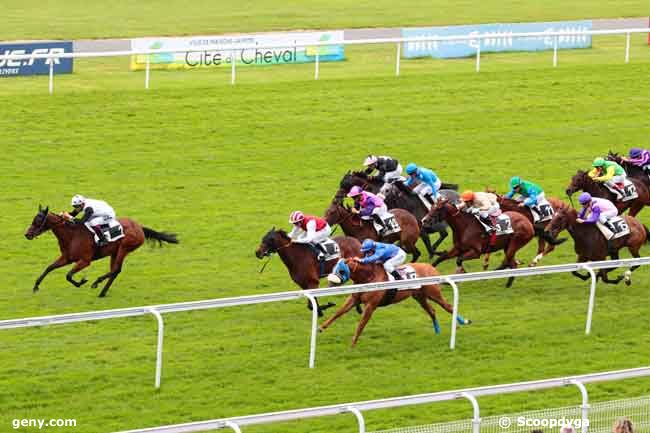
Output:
[347, 186, 390, 231]
[576, 192, 618, 227]
[623, 147, 650, 170]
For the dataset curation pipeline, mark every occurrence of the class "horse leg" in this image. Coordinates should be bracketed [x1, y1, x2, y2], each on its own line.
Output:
[91, 254, 116, 289]
[456, 249, 480, 274]
[430, 229, 448, 258]
[624, 245, 642, 286]
[433, 245, 459, 266]
[420, 230, 435, 259]
[404, 238, 421, 262]
[423, 285, 472, 326]
[66, 260, 91, 287]
[319, 295, 358, 332]
[33, 256, 69, 292]
[351, 302, 378, 348]
[498, 240, 519, 288]
[600, 250, 624, 285]
[413, 292, 441, 334]
[98, 249, 128, 297]
[529, 235, 546, 267]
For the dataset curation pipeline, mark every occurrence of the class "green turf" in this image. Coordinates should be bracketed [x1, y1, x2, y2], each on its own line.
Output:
[1, 35, 650, 433]
[2, 0, 649, 40]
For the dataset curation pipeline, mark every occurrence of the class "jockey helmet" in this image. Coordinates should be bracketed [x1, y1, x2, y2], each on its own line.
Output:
[363, 155, 378, 166]
[405, 163, 418, 175]
[592, 157, 606, 167]
[461, 190, 475, 202]
[360, 239, 376, 252]
[629, 148, 643, 158]
[71, 194, 86, 207]
[578, 192, 592, 205]
[347, 186, 363, 197]
[289, 211, 305, 224]
[509, 176, 521, 189]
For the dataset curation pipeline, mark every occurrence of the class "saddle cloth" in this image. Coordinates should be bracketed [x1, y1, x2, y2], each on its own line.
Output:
[475, 214, 513, 235]
[395, 265, 418, 280]
[530, 199, 554, 223]
[371, 213, 401, 236]
[596, 216, 630, 240]
[604, 179, 638, 202]
[98, 219, 125, 243]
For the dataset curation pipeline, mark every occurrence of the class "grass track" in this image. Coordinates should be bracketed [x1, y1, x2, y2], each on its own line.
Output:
[1, 34, 650, 433]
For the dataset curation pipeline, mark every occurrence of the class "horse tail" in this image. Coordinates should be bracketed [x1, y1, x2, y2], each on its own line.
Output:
[142, 227, 179, 245]
[441, 182, 459, 191]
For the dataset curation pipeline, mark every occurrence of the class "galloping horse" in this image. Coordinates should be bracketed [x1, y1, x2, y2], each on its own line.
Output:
[319, 258, 471, 347]
[496, 196, 568, 266]
[566, 170, 650, 217]
[25, 206, 178, 297]
[255, 228, 361, 316]
[423, 200, 535, 287]
[545, 207, 649, 285]
[336, 171, 459, 258]
[607, 151, 650, 188]
[324, 201, 422, 261]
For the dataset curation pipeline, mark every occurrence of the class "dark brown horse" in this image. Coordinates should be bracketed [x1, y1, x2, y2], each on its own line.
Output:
[423, 200, 535, 287]
[607, 151, 650, 189]
[25, 206, 178, 297]
[320, 258, 471, 347]
[255, 228, 361, 316]
[545, 207, 649, 285]
[496, 196, 569, 266]
[324, 201, 422, 261]
[566, 170, 650, 217]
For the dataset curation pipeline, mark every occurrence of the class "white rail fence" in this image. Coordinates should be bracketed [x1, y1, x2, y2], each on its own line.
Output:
[0, 257, 648, 389]
[112, 367, 650, 433]
[4, 28, 650, 93]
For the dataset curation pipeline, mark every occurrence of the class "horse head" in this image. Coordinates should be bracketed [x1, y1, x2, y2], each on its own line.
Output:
[422, 197, 453, 227]
[566, 170, 592, 198]
[25, 205, 51, 240]
[255, 227, 291, 258]
[545, 208, 574, 241]
[327, 258, 353, 286]
[324, 201, 352, 226]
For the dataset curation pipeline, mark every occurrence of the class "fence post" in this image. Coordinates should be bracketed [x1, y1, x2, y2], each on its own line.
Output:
[231, 49, 236, 85]
[581, 265, 597, 335]
[48, 58, 54, 94]
[475, 43, 481, 72]
[145, 55, 150, 90]
[147, 308, 165, 389]
[345, 407, 366, 433]
[553, 35, 558, 67]
[569, 379, 590, 433]
[395, 42, 401, 76]
[460, 392, 481, 433]
[315, 48, 320, 80]
[223, 421, 242, 433]
[304, 293, 319, 368]
[444, 277, 460, 349]
[625, 32, 631, 63]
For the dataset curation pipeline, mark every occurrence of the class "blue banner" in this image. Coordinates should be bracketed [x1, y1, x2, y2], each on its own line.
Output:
[0, 42, 73, 77]
[403, 20, 592, 59]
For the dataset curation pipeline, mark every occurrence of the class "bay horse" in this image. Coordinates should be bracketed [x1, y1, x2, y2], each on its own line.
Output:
[607, 151, 650, 189]
[336, 171, 459, 257]
[496, 196, 569, 266]
[423, 199, 535, 287]
[255, 228, 361, 317]
[319, 258, 471, 347]
[544, 207, 649, 285]
[566, 170, 650, 217]
[324, 201, 422, 262]
[24, 206, 178, 297]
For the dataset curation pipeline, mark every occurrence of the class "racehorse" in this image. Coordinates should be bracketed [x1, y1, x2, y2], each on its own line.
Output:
[24, 205, 178, 297]
[255, 228, 362, 316]
[566, 170, 650, 217]
[496, 196, 569, 266]
[336, 171, 459, 258]
[423, 199, 535, 287]
[607, 151, 650, 188]
[545, 207, 649, 285]
[319, 258, 471, 347]
[324, 201, 422, 262]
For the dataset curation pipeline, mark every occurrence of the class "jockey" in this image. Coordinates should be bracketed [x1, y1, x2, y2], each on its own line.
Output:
[505, 176, 545, 208]
[588, 157, 626, 194]
[458, 190, 501, 231]
[67, 194, 115, 247]
[404, 163, 441, 208]
[363, 155, 403, 194]
[355, 239, 407, 281]
[576, 192, 618, 231]
[347, 186, 390, 232]
[288, 211, 332, 257]
[622, 147, 650, 171]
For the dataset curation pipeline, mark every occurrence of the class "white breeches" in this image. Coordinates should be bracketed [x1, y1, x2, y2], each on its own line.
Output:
[362, 204, 389, 220]
[479, 205, 501, 218]
[607, 174, 626, 185]
[382, 165, 403, 183]
[383, 249, 407, 273]
[599, 210, 618, 223]
[84, 215, 113, 233]
[294, 224, 331, 244]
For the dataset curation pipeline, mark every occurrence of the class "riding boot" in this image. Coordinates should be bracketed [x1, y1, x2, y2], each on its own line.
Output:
[93, 226, 107, 247]
[480, 216, 495, 232]
[391, 270, 402, 281]
[373, 214, 385, 235]
[317, 243, 327, 260]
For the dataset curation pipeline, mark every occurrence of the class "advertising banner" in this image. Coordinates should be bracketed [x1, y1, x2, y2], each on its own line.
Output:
[130, 31, 344, 71]
[0, 41, 73, 77]
[402, 20, 592, 59]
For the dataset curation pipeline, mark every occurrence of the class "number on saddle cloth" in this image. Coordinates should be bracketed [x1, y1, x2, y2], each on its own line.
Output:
[605, 180, 638, 202]
[531, 201, 554, 223]
[98, 220, 125, 243]
[395, 265, 418, 280]
[374, 213, 401, 236]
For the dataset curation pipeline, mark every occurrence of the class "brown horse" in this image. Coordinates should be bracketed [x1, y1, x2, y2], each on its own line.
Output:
[324, 201, 422, 261]
[496, 196, 569, 266]
[255, 228, 361, 316]
[566, 170, 650, 217]
[423, 200, 535, 287]
[545, 207, 649, 285]
[24, 206, 178, 297]
[319, 258, 471, 347]
[607, 151, 650, 189]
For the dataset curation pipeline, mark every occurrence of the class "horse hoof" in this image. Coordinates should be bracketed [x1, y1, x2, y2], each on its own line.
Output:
[91, 281, 99, 289]
[465, 319, 473, 325]
[32, 286, 39, 293]
[318, 327, 324, 333]
[78, 278, 88, 287]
